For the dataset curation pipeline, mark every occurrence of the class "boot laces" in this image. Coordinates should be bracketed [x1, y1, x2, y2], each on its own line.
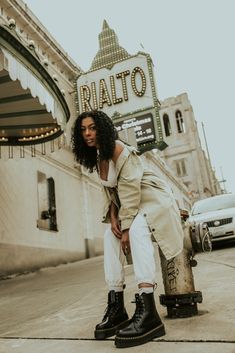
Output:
[103, 303, 117, 319]
[103, 294, 119, 320]
[131, 294, 145, 322]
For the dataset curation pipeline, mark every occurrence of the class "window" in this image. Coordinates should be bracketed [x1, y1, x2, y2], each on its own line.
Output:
[175, 159, 187, 177]
[175, 110, 185, 133]
[37, 172, 58, 231]
[163, 113, 171, 136]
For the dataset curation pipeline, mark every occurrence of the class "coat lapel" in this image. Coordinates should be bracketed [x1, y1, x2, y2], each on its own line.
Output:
[115, 145, 137, 177]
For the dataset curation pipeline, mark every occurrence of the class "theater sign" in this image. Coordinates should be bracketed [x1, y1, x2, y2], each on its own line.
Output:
[77, 53, 166, 150]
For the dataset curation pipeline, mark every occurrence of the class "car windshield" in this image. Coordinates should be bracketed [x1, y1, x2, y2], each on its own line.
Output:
[191, 194, 235, 215]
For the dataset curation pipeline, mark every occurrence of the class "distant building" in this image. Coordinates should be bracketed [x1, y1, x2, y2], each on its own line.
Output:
[159, 93, 222, 202]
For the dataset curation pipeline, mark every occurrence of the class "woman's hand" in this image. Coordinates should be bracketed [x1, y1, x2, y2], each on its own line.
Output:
[111, 218, 122, 239]
[110, 201, 122, 239]
[121, 229, 131, 255]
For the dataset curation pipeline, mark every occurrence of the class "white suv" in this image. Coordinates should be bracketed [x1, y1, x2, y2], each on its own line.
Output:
[188, 194, 235, 243]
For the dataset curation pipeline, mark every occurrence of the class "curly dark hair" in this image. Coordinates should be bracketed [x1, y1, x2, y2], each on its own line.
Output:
[71, 110, 118, 172]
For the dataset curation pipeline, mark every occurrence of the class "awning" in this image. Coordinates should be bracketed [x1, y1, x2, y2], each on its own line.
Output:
[0, 44, 69, 146]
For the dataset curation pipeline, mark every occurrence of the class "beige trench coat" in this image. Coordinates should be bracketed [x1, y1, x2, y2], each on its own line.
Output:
[102, 144, 184, 260]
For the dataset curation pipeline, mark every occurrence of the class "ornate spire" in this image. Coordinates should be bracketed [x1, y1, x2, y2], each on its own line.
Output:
[102, 19, 109, 30]
[90, 20, 130, 71]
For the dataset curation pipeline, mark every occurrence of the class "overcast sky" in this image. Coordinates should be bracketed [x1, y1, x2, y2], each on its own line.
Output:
[24, 0, 235, 194]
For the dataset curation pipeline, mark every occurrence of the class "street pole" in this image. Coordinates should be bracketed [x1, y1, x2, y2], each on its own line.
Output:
[201, 122, 214, 195]
[219, 166, 227, 194]
[201, 122, 212, 168]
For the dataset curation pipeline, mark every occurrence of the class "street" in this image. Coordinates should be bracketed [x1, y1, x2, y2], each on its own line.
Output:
[0, 243, 235, 353]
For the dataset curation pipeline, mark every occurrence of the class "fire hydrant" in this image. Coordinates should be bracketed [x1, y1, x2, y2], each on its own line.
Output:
[159, 217, 212, 318]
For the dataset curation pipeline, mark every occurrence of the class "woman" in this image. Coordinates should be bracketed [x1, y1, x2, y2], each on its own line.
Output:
[71, 110, 184, 348]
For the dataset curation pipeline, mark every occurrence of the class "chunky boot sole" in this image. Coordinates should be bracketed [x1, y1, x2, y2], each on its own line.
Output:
[115, 323, 166, 348]
[94, 319, 130, 340]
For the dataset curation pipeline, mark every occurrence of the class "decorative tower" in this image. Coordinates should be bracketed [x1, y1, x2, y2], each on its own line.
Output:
[90, 20, 130, 70]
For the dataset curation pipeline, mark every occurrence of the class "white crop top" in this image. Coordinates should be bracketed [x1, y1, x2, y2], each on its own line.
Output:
[100, 159, 117, 188]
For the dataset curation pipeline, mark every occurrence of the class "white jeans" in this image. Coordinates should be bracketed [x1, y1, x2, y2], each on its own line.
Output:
[104, 214, 156, 289]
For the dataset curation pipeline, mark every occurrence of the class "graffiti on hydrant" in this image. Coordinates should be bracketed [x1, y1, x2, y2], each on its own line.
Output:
[166, 259, 179, 292]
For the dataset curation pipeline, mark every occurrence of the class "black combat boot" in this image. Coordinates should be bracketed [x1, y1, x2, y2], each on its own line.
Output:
[94, 290, 129, 339]
[115, 292, 165, 348]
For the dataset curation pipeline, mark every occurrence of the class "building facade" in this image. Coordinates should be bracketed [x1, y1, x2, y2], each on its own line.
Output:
[0, 1, 193, 276]
[0, 0, 107, 276]
[159, 93, 221, 202]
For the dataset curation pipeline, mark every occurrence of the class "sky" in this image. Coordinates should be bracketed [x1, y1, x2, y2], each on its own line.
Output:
[23, 0, 235, 194]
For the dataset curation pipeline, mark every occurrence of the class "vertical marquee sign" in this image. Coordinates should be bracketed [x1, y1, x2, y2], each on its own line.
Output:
[77, 53, 165, 150]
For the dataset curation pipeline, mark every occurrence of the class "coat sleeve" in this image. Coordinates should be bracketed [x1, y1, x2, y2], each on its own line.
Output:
[117, 152, 144, 231]
[101, 185, 121, 223]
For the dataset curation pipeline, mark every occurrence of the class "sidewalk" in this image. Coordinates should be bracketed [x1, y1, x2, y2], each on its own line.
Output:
[0, 244, 235, 353]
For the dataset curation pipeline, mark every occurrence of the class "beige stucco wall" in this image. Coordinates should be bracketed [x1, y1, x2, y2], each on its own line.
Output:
[0, 147, 108, 276]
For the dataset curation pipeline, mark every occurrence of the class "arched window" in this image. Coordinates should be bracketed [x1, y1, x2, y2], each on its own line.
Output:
[175, 110, 185, 133]
[163, 113, 171, 136]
